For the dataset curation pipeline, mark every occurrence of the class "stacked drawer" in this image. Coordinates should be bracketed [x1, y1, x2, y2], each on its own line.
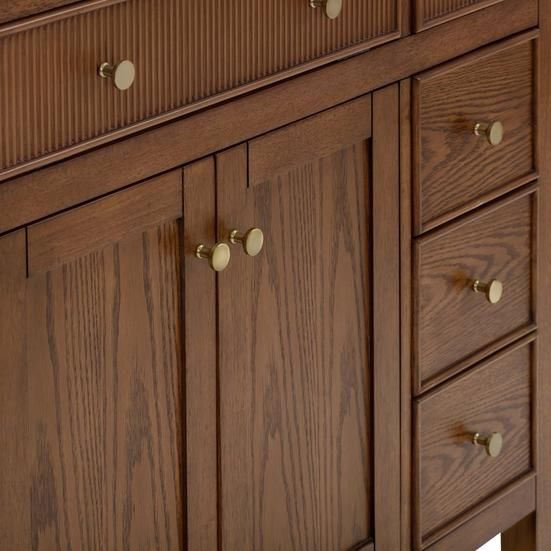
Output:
[411, 33, 538, 549]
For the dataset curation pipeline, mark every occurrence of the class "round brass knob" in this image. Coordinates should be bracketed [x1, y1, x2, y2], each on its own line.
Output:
[98, 60, 136, 91]
[309, 0, 343, 19]
[229, 227, 264, 257]
[195, 242, 231, 272]
[472, 279, 503, 304]
[472, 432, 503, 458]
[474, 121, 504, 146]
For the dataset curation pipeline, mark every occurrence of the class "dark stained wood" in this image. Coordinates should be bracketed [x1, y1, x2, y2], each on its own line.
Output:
[415, 0, 504, 31]
[248, 96, 372, 186]
[0, 0, 79, 24]
[414, 336, 535, 548]
[0, 0, 537, 233]
[502, 513, 536, 551]
[216, 96, 376, 550]
[0, 230, 29, 548]
[372, 84, 402, 551]
[414, 186, 537, 392]
[27, 171, 182, 276]
[24, 180, 184, 549]
[413, 33, 537, 233]
[182, 158, 218, 551]
[426, 475, 536, 551]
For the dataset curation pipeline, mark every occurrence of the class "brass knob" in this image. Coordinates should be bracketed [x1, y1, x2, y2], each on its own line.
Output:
[98, 60, 136, 91]
[229, 228, 264, 257]
[309, 0, 343, 19]
[195, 242, 231, 272]
[472, 432, 503, 458]
[474, 121, 504, 146]
[472, 279, 503, 304]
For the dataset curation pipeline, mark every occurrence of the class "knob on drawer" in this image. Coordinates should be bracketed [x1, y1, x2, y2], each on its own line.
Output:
[195, 242, 231, 272]
[98, 60, 136, 91]
[472, 279, 503, 304]
[229, 227, 264, 257]
[309, 0, 343, 19]
[472, 432, 503, 458]
[474, 121, 504, 146]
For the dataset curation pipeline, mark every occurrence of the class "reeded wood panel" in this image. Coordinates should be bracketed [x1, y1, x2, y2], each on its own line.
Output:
[0, 0, 399, 174]
[415, 0, 504, 30]
[415, 337, 534, 548]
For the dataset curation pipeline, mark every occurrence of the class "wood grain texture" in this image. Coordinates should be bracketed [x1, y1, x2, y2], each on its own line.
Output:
[217, 107, 373, 549]
[415, 0, 504, 30]
[0, 0, 399, 175]
[426, 475, 536, 551]
[0, 0, 79, 24]
[502, 513, 536, 551]
[413, 35, 537, 233]
[0, 230, 29, 548]
[27, 170, 182, 275]
[182, 158, 218, 551]
[25, 197, 184, 549]
[414, 187, 536, 391]
[415, 337, 534, 547]
[0, 0, 538, 234]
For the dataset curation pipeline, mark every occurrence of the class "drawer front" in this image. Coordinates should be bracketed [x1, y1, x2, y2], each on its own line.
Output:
[415, 0, 504, 31]
[414, 188, 536, 392]
[415, 338, 534, 547]
[0, 0, 400, 176]
[413, 35, 536, 233]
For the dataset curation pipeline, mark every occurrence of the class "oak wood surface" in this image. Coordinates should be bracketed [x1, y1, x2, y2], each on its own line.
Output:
[0, 0, 78, 24]
[415, 337, 535, 547]
[413, 34, 537, 233]
[0, 0, 537, 226]
[21, 178, 185, 549]
[414, 186, 536, 391]
[502, 513, 536, 551]
[415, 0, 504, 31]
[216, 100, 374, 550]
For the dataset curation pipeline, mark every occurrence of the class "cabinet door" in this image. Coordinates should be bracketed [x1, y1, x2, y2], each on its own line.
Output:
[185, 87, 401, 550]
[1, 171, 184, 549]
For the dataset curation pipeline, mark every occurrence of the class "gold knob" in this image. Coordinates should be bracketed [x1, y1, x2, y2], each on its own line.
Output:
[195, 242, 231, 272]
[472, 279, 503, 304]
[98, 60, 136, 91]
[309, 0, 343, 19]
[472, 432, 503, 458]
[474, 121, 504, 146]
[229, 228, 264, 257]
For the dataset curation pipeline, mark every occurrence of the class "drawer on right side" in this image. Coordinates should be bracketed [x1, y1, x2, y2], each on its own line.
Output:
[413, 186, 537, 393]
[412, 33, 537, 234]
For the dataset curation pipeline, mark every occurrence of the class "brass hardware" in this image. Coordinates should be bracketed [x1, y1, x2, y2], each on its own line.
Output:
[474, 121, 504, 146]
[195, 242, 231, 272]
[472, 432, 503, 458]
[472, 279, 503, 304]
[98, 60, 136, 91]
[229, 227, 264, 257]
[309, 0, 343, 19]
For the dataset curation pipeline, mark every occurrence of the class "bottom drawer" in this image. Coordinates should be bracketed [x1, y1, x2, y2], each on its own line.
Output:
[414, 336, 534, 548]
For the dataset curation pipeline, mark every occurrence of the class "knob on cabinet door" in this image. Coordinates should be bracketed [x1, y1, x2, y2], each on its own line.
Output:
[195, 242, 231, 272]
[229, 228, 264, 257]
[472, 432, 503, 458]
[309, 0, 343, 19]
[474, 121, 504, 146]
[98, 60, 136, 91]
[472, 279, 503, 304]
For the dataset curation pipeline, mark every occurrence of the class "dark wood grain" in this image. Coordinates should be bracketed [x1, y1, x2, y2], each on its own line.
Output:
[414, 186, 536, 391]
[0, 230, 29, 548]
[25, 187, 184, 549]
[182, 157, 218, 551]
[0, 0, 78, 24]
[415, 0, 504, 31]
[216, 99, 374, 550]
[426, 475, 535, 551]
[502, 513, 536, 550]
[413, 34, 537, 233]
[415, 337, 534, 547]
[27, 170, 182, 275]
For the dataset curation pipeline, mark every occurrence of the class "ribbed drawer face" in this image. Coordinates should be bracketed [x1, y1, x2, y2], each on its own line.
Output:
[0, 0, 400, 175]
[413, 189, 536, 392]
[415, 0, 504, 30]
[415, 339, 534, 548]
[412, 36, 536, 233]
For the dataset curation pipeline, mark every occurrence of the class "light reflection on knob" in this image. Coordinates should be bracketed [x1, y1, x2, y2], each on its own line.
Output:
[309, 0, 343, 19]
[472, 432, 503, 458]
[195, 242, 231, 272]
[229, 228, 264, 257]
[98, 60, 136, 91]
[472, 279, 503, 305]
[474, 121, 504, 146]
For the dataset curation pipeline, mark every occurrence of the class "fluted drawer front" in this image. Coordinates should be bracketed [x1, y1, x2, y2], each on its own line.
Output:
[415, 0, 505, 30]
[0, 0, 400, 175]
